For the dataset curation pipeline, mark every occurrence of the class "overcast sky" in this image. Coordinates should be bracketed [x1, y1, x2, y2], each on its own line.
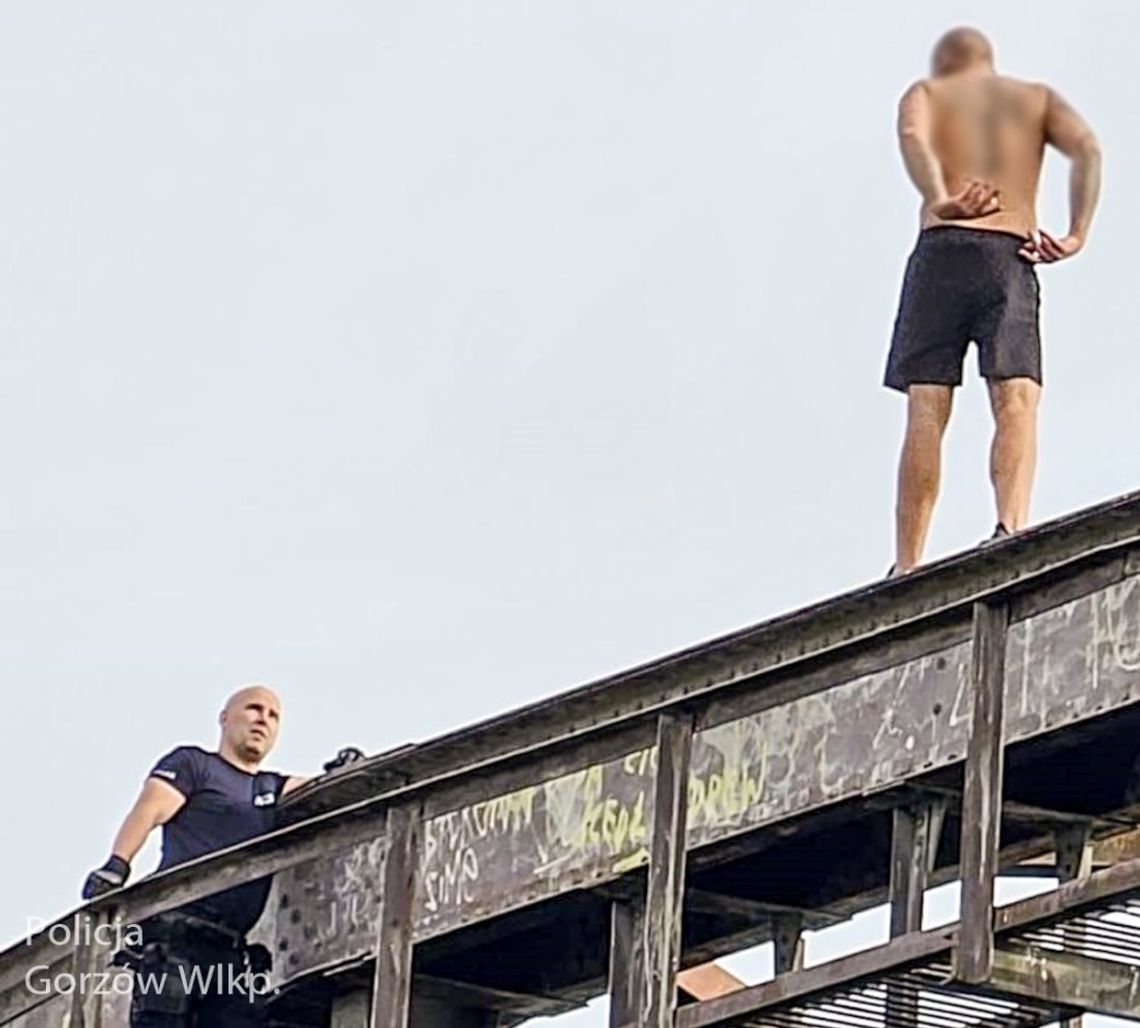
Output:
[2, 2, 1136, 1025]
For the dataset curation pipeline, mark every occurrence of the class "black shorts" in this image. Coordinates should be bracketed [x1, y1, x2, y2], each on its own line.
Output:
[884, 226, 1042, 392]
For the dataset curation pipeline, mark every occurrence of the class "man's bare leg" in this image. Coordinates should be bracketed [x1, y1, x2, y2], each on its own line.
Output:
[895, 384, 954, 572]
[988, 377, 1042, 532]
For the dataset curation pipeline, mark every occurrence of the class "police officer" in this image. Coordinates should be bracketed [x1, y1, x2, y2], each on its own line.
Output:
[81, 683, 362, 1026]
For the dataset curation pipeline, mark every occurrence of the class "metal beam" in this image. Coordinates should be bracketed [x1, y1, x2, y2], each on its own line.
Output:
[771, 913, 803, 975]
[890, 803, 942, 938]
[372, 803, 421, 1028]
[956, 600, 1010, 983]
[684, 889, 842, 930]
[990, 946, 1140, 1020]
[640, 712, 694, 1028]
[889, 802, 943, 1027]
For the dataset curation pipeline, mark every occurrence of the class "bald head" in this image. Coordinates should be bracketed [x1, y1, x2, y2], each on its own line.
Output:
[218, 683, 282, 767]
[932, 27, 994, 77]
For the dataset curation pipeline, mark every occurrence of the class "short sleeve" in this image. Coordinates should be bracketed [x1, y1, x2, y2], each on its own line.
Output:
[149, 746, 204, 798]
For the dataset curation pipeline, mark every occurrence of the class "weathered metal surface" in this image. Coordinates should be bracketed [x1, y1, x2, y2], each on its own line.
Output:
[991, 947, 1140, 1020]
[410, 574, 1140, 941]
[285, 492, 1140, 822]
[253, 835, 386, 985]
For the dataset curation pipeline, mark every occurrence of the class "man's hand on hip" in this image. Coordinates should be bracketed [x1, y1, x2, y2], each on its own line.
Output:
[930, 179, 1002, 221]
[1019, 228, 1083, 264]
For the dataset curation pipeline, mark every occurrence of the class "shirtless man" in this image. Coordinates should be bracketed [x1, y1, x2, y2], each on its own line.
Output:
[885, 27, 1102, 573]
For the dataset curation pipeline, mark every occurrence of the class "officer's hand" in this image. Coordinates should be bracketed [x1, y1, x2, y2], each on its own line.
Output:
[322, 746, 366, 773]
[82, 855, 131, 900]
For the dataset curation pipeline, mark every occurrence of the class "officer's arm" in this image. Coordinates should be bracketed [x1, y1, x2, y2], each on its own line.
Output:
[279, 747, 368, 797]
[110, 777, 187, 862]
[83, 777, 185, 900]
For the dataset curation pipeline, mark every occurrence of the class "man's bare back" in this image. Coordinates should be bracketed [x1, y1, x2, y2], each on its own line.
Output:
[916, 74, 1048, 237]
[897, 29, 1098, 261]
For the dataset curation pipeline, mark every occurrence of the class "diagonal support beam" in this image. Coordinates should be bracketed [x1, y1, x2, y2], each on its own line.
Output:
[991, 946, 1140, 1020]
[956, 600, 1010, 983]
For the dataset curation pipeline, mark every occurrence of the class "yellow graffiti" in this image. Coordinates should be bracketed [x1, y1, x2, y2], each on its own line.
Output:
[468, 787, 536, 837]
[686, 750, 767, 828]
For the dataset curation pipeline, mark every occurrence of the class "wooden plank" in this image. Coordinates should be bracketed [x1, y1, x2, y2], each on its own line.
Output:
[371, 803, 421, 1028]
[955, 600, 1010, 983]
[640, 713, 694, 1028]
[608, 897, 644, 1028]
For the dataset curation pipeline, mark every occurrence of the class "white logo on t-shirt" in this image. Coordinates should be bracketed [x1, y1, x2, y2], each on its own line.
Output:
[253, 793, 276, 807]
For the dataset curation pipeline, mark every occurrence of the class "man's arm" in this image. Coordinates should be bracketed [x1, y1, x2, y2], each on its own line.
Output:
[1023, 88, 1102, 262]
[279, 746, 369, 797]
[897, 81, 1000, 220]
[82, 777, 185, 899]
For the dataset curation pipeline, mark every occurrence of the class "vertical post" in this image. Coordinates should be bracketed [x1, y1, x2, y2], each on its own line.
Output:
[372, 802, 422, 1028]
[1056, 825, 1093, 1028]
[888, 803, 942, 1025]
[889, 802, 943, 937]
[772, 912, 804, 975]
[955, 600, 1010, 983]
[69, 909, 112, 1028]
[609, 896, 645, 1027]
[640, 712, 694, 1028]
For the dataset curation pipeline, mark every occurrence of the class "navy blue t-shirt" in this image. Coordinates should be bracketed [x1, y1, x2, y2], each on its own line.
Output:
[150, 746, 286, 934]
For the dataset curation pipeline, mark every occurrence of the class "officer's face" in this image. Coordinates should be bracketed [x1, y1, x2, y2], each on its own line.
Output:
[221, 687, 281, 761]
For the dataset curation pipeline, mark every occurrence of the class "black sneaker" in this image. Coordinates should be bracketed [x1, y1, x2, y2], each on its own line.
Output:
[982, 522, 1012, 545]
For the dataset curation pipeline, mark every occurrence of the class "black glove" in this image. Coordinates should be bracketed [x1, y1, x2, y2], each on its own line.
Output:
[322, 746, 365, 773]
[82, 855, 131, 900]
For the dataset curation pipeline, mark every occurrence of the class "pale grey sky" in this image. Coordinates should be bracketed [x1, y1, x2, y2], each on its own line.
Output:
[1, 2, 1135, 1025]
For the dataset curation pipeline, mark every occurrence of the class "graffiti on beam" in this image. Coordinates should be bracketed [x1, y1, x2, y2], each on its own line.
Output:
[412, 575, 1140, 938]
[421, 788, 538, 914]
[413, 647, 971, 936]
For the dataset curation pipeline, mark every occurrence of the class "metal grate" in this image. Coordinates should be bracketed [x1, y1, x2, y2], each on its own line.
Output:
[727, 961, 1066, 1028]
[1008, 895, 1140, 967]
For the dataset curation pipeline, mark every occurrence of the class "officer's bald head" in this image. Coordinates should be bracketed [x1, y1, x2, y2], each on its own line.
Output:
[218, 684, 282, 766]
[932, 27, 994, 77]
